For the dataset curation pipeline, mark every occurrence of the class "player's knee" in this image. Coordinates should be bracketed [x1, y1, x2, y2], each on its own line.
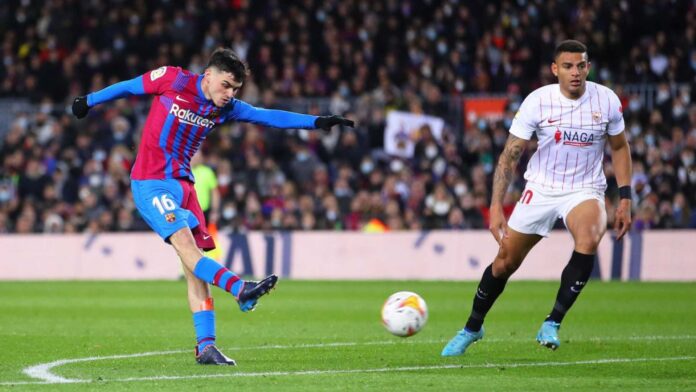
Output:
[171, 235, 194, 252]
[492, 252, 522, 278]
[169, 229, 199, 257]
[574, 236, 601, 254]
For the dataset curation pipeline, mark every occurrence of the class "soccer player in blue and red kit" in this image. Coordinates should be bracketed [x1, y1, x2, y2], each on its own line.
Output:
[71, 48, 353, 365]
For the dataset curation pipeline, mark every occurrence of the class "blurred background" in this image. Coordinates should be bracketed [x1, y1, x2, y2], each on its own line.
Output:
[1, 0, 695, 236]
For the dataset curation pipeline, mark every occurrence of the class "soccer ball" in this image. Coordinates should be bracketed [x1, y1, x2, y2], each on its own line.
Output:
[381, 291, 428, 337]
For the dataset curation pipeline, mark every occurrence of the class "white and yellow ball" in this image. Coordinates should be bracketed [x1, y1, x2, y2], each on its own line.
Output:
[381, 291, 428, 337]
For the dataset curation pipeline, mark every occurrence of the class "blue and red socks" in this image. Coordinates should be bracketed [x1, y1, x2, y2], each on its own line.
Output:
[193, 298, 216, 354]
[191, 258, 245, 354]
[193, 256, 243, 297]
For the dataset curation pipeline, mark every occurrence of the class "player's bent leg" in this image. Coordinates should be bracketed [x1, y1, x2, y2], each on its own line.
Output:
[170, 227, 278, 312]
[442, 229, 541, 357]
[538, 199, 607, 350]
[565, 199, 607, 255]
[171, 227, 245, 299]
[491, 228, 543, 279]
[182, 263, 212, 312]
[170, 227, 208, 271]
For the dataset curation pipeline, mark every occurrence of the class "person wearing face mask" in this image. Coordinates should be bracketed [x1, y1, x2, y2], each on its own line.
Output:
[443, 40, 633, 357]
[71, 48, 354, 366]
[413, 124, 442, 168]
[290, 144, 323, 193]
[219, 201, 240, 232]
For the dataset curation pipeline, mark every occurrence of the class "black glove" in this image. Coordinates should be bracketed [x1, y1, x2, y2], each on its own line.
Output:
[314, 115, 354, 131]
[72, 96, 90, 119]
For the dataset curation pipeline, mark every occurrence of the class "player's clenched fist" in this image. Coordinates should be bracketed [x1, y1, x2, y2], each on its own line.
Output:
[72, 96, 90, 119]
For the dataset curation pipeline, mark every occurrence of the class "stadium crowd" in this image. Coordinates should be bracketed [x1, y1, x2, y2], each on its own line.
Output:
[1, 0, 695, 234]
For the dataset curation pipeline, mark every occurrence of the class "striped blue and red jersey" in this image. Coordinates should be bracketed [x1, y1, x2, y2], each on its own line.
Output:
[87, 66, 318, 182]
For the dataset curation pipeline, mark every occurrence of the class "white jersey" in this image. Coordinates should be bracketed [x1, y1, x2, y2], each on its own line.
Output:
[509, 81, 625, 192]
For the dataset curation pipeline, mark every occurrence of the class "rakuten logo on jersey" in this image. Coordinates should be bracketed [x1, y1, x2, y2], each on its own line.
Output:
[555, 129, 594, 146]
[169, 104, 216, 128]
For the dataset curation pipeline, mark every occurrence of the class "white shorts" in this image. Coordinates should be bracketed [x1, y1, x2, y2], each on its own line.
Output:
[507, 183, 605, 237]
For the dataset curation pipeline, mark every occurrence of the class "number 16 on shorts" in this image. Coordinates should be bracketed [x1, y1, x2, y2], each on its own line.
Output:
[153, 194, 176, 212]
[152, 194, 177, 222]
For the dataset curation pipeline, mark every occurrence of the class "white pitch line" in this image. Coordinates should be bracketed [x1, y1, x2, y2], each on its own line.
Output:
[111, 356, 696, 383]
[9, 335, 696, 385]
[22, 350, 188, 383]
[20, 340, 447, 384]
[3, 356, 694, 386]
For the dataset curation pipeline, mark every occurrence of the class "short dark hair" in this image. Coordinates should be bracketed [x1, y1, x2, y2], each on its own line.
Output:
[554, 40, 587, 60]
[206, 48, 250, 83]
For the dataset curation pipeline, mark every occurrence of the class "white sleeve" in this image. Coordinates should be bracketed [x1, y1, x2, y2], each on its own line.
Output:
[508, 93, 538, 140]
[606, 90, 625, 136]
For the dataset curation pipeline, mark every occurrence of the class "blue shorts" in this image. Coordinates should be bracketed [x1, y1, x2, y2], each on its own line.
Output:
[131, 179, 215, 250]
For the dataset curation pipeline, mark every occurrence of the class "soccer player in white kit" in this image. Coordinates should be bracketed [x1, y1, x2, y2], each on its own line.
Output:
[442, 40, 633, 356]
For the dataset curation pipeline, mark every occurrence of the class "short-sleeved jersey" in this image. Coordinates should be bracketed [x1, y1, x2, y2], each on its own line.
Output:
[509, 81, 625, 192]
[88, 66, 317, 182]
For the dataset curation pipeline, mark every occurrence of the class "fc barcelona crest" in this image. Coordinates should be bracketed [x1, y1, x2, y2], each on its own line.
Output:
[592, 111, 602, 123]
[206, 108, 221, 120]
[165, 213, 176, 223]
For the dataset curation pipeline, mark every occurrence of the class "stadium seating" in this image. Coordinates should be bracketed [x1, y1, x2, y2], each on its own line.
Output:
[0, 0, 694, 233]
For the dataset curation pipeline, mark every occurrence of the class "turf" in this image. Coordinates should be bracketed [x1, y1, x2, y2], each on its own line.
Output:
[1, 280, 695, 391]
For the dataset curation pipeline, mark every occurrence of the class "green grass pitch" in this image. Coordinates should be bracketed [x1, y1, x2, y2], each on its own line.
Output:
[1, 280, 695, 391]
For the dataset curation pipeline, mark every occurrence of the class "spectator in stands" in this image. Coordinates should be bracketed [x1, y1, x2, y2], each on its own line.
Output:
[1, 0, 695, 233]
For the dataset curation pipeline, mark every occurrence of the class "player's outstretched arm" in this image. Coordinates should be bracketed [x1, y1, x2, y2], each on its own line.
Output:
[71, 75, 150, 119]
[230, 100, 354, 130]
[608, 132, 632, 240]
[489, 134, 527, 244]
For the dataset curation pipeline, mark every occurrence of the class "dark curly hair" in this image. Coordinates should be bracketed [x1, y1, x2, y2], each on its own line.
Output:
[206, 48, 250, 83]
